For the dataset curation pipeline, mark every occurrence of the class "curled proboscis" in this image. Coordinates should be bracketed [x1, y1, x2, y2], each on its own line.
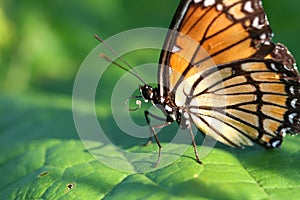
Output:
[125, 96, 143, 111]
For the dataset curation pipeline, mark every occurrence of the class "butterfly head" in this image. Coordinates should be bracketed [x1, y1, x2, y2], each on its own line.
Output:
[140, 85, 154, 102]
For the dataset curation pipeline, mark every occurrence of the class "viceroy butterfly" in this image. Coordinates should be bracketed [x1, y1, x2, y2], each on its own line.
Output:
[99, 0, 300, 166]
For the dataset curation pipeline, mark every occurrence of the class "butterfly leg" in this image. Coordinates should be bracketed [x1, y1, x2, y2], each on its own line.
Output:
[144, 110, 171, 167]
[150, 121, 172, 168]
[188, 125, 202, 164]
[144, 110, 166, 145]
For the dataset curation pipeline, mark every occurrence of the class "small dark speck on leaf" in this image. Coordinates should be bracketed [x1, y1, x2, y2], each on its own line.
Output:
[38, 171, 49, 178]
[67, 183, 75, 190]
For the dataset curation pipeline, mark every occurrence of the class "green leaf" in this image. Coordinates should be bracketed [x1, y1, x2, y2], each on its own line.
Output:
[1, 92, 300, 200]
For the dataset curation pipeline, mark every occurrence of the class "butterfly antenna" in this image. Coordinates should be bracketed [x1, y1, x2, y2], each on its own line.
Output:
[99, 53, 146, 84]
[94, 34, 146, 85]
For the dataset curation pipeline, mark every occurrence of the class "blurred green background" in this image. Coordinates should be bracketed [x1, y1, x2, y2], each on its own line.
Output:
[0, 0, 177, 95]
[0, 0, 299, 95]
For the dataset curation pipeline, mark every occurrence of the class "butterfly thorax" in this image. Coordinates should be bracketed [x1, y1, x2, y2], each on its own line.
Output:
[139, 84, 184, 126]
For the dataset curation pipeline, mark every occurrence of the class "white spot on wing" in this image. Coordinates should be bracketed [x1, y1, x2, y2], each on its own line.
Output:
[290, 86, 295, 95]
[171, 45, 181, 53]
[204, 0, 215, 7]
[216, 4, 223, 11]
[252, 17, 264, 29]
[244, 1, 254, 13]
[194, 0, 202, 3]
[270, 63, 278, 71]
[281, 129, 287, 137]
[252, 17, 259, 28]
[289, 113, 297, 124]
[271, 140, 281, 148]
[168, 66, 172, 77]
[279, 127, 291, 137]
[291, 99, 297, 109]
[284, 65, 291, 71]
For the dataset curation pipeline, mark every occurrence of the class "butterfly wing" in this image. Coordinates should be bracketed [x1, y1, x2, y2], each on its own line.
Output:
[158, 0, 300, 147]
[181, 59, 300, 148]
